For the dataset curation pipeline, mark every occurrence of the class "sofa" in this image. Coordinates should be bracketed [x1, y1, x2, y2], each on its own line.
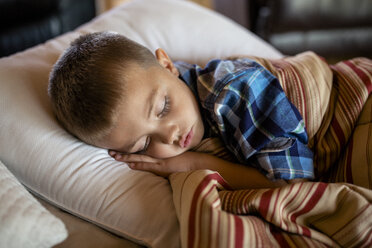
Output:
[214, 0, 372, 61]
[0, 0, 96, 57]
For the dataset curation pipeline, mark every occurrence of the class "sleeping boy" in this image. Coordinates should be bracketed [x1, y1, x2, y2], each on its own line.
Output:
[48, 31, 313, 189]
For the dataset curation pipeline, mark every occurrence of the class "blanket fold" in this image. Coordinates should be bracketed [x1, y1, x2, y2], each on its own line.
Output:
[234, 52, 372, 184]
[170, 170, 372, 248]
[171, 53, 372, 248]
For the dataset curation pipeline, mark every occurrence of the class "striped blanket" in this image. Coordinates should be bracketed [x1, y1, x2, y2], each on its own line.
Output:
[169, 53, 372, 247]
[170, 170, 372, 247]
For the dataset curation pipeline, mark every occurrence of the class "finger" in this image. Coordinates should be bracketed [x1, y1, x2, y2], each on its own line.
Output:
[128, 162, 170, 177]
[115, 153, 159, 163]
[108, 150, 118, 157]
[108, 150, 126, 160]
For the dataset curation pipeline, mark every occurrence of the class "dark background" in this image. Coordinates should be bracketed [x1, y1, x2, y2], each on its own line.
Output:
[214, 0, 372, 62]
[1, 0, 371, 63]
[0, 0, 96, 57]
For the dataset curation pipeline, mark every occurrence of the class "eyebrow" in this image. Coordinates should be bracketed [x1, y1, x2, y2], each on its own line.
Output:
[122, 88, 158, 153]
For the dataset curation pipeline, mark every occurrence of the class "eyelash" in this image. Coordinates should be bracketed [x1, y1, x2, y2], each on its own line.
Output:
[137, 96, 171, 154]
[137, 136, 150, 154]
[158, 96, 171, 118]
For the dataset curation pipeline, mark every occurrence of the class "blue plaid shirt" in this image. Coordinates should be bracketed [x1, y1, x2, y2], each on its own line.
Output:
[175, 58, 314, 180]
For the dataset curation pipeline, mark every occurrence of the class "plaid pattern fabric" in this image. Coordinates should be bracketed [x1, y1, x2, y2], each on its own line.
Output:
[168, 54, 372, 248]
[234, 53, 372, 186]
[247, 51, 333, 142]
[176, 59, 314, 180]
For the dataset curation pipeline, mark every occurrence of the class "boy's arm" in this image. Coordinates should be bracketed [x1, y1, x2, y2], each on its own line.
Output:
[109, 151, 286, 189]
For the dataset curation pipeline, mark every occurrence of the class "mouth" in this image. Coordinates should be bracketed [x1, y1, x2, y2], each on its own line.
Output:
[180, 128, 194, 148]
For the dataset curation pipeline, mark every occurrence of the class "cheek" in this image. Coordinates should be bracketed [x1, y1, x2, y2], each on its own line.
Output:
[146, 143, 184, 159]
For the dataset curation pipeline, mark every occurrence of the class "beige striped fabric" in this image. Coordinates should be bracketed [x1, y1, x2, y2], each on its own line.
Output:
[330, 94, 372, 188]
[313, 58, 372, 182]
[228, 53, 372, 186]
[229, 51, 333, 141]
[170, 170, 372, 248]
[249, 52, 333, 142]
[172, 54, 372, 248]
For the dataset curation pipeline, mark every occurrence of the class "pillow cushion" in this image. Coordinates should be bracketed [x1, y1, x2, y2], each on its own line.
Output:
[0, 160, 67, 248]
[0, 0, 282, 247]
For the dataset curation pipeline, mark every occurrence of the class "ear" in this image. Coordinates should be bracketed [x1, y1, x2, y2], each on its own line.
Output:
[155, 48, 179, 76]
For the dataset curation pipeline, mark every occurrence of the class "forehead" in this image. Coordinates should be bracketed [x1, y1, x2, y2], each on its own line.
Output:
[123, 63, 160, 92]
[99, 65, 162, 151]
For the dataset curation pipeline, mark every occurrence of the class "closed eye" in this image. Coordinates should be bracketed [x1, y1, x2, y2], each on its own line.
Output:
[158, 96, 171, 118]
[136, 96, 170, 154]
[136, 136, 151, 154]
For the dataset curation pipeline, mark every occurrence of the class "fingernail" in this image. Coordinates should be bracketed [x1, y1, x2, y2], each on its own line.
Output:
[115, 154, 122, 159]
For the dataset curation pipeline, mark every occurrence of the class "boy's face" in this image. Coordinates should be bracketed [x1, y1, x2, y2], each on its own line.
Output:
[98, 49, 205, 159]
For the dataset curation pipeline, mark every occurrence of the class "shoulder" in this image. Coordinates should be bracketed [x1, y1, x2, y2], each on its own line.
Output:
[202, 58, 275, 92]
[175, 58, 278, 111]
[175, 58, 268, 80]
[197, 58, 276, 108]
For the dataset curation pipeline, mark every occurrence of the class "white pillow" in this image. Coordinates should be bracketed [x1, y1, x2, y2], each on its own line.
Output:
[0, 0, 282, 247]
[0, 161, 67, 248]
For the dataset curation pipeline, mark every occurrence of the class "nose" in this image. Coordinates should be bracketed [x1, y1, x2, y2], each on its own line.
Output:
[159, 124, 178, 145]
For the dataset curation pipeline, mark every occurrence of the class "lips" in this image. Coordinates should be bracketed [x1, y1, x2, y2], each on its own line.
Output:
[180, 128, 194, 148]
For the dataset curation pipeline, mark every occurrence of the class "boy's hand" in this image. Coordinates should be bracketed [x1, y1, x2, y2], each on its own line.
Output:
[108, 151, 199, 177]
[109, 150, 288, 189]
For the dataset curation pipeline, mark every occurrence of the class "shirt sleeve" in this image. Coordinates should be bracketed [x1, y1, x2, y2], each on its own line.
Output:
[208, 59, 314, 180]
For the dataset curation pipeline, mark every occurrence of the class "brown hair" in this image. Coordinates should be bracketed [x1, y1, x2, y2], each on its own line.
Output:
[48, 31, 158, 145]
